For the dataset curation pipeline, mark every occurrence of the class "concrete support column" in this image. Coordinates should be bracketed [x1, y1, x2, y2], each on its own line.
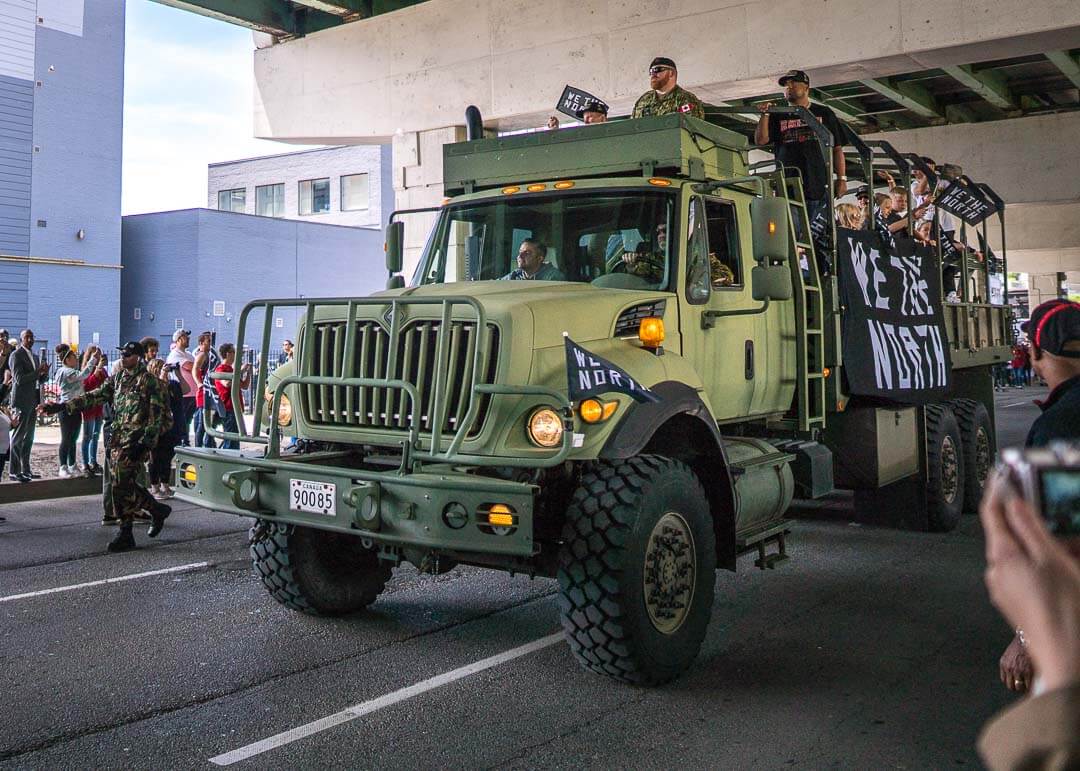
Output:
[392, 125, 466, 278]
[1027, 272, 1065, 313]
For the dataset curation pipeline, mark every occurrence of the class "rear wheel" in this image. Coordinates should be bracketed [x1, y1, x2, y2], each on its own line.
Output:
[249, 521, 392, 615]
[557, 456, 716, 686]
[947, 398, 994, 512]
[924, 404, 966, 532]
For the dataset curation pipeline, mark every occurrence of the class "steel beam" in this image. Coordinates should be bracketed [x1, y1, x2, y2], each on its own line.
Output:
[292, 0, 366, 15]
[152, 0, 343, 36]
[810, 89, 865, 124]
[859, 77, 943, 120]
[1045, 50, 1080, 91]
[941, 64, 1017, 110]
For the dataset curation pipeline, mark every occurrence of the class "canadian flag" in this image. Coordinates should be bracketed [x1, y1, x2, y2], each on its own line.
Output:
[679, 103, 693, 113]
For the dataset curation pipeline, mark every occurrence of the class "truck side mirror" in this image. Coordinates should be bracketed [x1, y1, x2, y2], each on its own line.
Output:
[385, 220, 404, 275]
[751, 264, 793, 302]
[386, 275, 405, 290]
[751, 197, 789, 263]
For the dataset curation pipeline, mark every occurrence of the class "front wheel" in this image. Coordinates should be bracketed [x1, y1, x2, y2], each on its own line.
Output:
[557, 456, 717, 685]
[249, 522, 392, 615]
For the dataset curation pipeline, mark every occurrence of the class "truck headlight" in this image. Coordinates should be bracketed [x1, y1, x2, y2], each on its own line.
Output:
[527, 407, 563, 448]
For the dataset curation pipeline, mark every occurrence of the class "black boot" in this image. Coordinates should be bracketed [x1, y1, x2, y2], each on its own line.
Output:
[147, 500, 171, 538]
[107, 524, 136, 553]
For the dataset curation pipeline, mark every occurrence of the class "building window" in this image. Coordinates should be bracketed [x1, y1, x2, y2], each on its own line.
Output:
[299, 178, 330, 215]
[340, 173, 370, 211]
[255, 183, 285, 217]
[217, 188, 246, 213]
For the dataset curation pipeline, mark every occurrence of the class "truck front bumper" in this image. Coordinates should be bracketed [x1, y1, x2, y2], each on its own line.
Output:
[172, 448, 538, 557]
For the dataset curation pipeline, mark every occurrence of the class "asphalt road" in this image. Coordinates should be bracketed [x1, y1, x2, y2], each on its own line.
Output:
[0, 387, 1048, 770]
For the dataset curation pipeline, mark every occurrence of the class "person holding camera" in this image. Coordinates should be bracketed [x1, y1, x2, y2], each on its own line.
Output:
[977, 469, 1080, 770]
[213, 343, 251, 451]
[53, 343, 98, 478]
[39, 341, 172, 553]
[998, 299, 1080, 694]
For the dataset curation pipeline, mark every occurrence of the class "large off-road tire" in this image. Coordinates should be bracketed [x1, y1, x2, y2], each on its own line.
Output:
[249, 521, 392, 615]
[557, 456, 717, 686]
[924, 404, 966, 532]
[946, 398, 994, 512]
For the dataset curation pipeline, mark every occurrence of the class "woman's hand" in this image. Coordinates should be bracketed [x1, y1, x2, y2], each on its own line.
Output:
[981, 472, 1080, 694]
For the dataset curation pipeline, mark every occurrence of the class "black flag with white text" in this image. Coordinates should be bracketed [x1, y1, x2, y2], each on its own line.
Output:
[837, 228, 952, 403]
[564, 335, 659, 404]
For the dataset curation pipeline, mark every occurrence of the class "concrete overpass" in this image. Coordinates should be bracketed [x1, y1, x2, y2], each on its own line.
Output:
[163, 0, 1080, 296]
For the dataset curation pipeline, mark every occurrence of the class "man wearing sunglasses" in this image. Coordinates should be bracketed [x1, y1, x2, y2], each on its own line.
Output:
[632, 57, 704, 119]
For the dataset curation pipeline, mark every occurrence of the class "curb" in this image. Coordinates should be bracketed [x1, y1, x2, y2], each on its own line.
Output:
[0, 477, 101, 505]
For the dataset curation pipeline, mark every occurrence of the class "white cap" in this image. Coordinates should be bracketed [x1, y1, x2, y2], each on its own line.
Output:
[172, 328, 191, 342]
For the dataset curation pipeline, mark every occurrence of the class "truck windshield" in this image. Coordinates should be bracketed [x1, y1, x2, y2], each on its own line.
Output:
[413, 190, 676, 290]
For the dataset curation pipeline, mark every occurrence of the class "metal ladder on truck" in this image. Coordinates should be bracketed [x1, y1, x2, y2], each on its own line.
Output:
[768, 169, 827, 434]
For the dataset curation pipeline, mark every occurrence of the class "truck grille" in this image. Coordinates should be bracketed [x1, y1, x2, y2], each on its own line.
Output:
[301, 319, 499, 438]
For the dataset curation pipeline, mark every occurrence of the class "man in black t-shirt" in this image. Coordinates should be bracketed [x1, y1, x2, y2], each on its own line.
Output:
[755, 70, 847, 273]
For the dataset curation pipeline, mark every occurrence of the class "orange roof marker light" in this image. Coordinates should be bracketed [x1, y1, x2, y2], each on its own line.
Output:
[553, 180, 575, 189]
[648, 178, 672, 187]
[639, 317, 665, 348]
[526, 183, 546, 192]
[502, 185, 521, 195]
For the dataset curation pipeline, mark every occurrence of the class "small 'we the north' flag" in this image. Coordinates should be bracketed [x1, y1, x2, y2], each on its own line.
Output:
[564, 334, 659, 404]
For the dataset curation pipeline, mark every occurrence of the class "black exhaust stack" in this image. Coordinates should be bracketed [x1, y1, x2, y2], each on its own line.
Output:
[465, 106, 483, 141]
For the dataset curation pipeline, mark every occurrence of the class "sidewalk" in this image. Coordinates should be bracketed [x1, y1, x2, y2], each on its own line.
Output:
[5, 413, 260, 484]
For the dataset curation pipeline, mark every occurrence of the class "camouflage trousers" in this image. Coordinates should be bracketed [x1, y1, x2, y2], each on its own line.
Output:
[102, 423, 148, 520]
[108, 445, 156, 526]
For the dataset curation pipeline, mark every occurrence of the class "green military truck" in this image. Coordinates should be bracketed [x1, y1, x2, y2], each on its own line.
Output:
[174, 111, 1010, 684]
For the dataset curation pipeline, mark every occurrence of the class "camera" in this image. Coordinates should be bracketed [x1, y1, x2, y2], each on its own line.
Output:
[999, 444, 1080, 537]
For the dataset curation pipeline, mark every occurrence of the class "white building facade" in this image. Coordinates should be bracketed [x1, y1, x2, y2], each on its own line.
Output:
[207, 144, 392, 230]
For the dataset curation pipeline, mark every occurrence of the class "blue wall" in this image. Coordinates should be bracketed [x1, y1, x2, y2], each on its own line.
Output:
[0, 0, 124, 350]
[121, 209, 386, 354]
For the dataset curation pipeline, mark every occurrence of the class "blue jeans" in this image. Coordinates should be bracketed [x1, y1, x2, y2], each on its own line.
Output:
[194, 407, 216, 448]
[81, 417, 102, 467]
[220, 412, 239, 450]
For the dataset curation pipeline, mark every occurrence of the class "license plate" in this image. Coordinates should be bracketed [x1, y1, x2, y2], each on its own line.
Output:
[289, 479, 337, 516]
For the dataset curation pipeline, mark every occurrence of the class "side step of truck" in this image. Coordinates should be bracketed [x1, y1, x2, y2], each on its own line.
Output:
[736, 521, 791, 570]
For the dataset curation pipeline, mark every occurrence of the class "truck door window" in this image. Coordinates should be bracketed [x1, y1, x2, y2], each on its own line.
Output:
[685, 197, 710, 304]
[704, 199, 743, 289]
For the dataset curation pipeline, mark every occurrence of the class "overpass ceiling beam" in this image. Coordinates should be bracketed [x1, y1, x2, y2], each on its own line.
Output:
[941, 64, 1018, 111]
[291, 0, 366, 16]
[1045, 50, 1080, 91]
[859, 78, 943, 120]
[152, 0, 343, 36]
[810, 89, 865, 124]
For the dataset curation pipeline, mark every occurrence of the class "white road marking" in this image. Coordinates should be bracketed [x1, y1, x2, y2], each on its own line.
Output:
[209, 631, 565, 766]
[0, 562, 211, 603]
[999, 399, 1036, 408]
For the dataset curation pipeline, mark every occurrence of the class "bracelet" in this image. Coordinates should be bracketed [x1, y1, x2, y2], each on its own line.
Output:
[1016, 627, 1026, 646]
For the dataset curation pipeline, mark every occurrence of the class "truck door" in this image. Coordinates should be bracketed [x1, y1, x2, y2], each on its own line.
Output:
[681, 195, 761, 420]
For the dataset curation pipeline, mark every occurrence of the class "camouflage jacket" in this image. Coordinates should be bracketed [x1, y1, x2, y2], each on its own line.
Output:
[632, 85, 705, 119]
[67, 360, 172, 449]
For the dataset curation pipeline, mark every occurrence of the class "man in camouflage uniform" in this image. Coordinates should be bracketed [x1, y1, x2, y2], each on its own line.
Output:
[632, 57, 704, 119]
[41, 341, 172, 552]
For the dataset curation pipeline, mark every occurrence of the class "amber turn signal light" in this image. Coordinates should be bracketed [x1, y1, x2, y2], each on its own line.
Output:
[639, 317, 665, 348]
[579, 398, 618, 424]
[486, 504, 515, 527]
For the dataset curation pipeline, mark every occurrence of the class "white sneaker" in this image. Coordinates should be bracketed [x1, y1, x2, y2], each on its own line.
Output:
[58, 466, 71, 479]
[945, 291, 960, 303]
[161, 485, 174, 499]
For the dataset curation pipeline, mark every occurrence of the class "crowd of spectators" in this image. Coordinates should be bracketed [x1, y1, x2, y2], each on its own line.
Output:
[0, 327, 287, 488]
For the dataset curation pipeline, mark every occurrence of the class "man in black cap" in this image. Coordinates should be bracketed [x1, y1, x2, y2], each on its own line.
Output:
[40, 340, 172, 552]
[632, 57, 704, 119]
[755, 69, 846, 269]
[1022, 300, 1080, 447]
[577, 98, 609, 125]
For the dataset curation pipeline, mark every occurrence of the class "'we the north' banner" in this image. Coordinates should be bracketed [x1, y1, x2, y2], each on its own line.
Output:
[837, 228, 952, 403]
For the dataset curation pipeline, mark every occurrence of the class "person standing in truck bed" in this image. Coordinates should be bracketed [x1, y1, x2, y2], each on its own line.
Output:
[632, 57, 704, 119]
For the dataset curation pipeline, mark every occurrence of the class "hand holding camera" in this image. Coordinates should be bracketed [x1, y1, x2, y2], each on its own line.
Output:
[982, 453, 1080, 695]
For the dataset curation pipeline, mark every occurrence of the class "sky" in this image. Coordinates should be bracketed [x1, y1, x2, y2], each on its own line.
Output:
[121, 0, 319, 215]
